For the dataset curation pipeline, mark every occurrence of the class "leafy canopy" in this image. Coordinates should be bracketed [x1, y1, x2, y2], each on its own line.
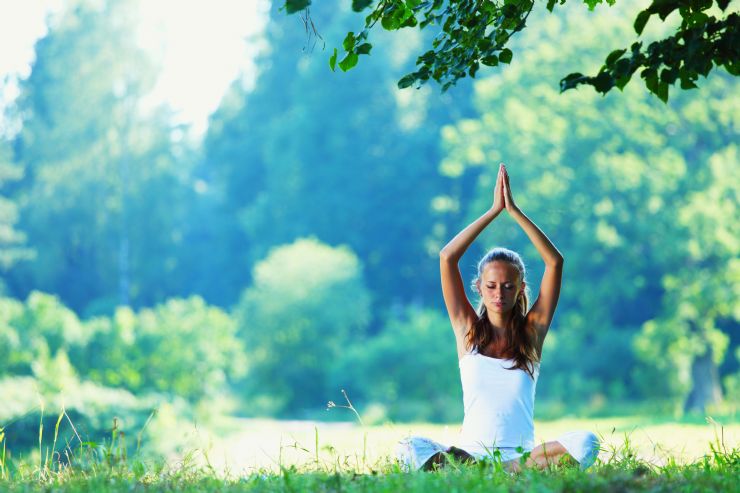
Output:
[283, 0, 739, 101]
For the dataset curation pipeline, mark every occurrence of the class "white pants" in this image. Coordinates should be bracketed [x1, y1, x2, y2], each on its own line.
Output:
[396, 430, 600, 471]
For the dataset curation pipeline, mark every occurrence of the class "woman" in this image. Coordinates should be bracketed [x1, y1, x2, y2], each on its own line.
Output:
[397, 163, 600, 471]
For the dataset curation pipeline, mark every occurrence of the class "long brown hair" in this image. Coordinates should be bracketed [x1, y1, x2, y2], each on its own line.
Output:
[466, 247, 539, 378]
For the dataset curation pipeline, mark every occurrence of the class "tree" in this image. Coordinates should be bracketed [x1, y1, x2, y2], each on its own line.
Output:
[203, 0, 473, 308]
[234, 238, 371, 416]
[284, 0, 739, 101]
[634, 146, 738, 413]
[0, 140, 33, 289]
[9, 0, 195, 314]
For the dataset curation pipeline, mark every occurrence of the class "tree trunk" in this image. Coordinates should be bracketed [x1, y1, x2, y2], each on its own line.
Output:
[683, 342, 723, 414]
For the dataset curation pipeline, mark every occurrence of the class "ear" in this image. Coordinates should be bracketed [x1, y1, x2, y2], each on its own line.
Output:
[518, 281, 526, 297]
[475, 279, 482, 296]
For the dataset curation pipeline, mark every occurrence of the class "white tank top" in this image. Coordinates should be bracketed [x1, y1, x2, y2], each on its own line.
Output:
[454, 350, 539, 455]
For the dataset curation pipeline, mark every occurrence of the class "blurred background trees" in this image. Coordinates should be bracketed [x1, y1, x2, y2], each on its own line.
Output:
[0, 0, 736, 452]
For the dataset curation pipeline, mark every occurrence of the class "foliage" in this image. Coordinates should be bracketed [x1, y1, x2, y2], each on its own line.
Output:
[9, 0, 196, 314]
[234, 238, 371, 415]
[633, 146, 738, 409]
[0, 292, 87, 375]
[561, 0, 740, 101]
[72, 297, 246, 402]
[202, 0, 471, 308]
[0, 294, 241, 451]
[284, 0, 739, 100]
[0, 292, 245, 402]
[0, 141, 32, 279]
[333, 308, 462, 422]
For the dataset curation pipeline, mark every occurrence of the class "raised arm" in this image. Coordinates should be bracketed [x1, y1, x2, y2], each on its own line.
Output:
[501, 166, 563, 354]
[440, 165, 505, 353]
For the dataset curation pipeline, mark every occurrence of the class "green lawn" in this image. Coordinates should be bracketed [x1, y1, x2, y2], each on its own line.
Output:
[1, 416, 738, 492]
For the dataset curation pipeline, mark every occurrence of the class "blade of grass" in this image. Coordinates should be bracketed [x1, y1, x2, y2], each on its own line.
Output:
[50, 407, 64, 471]
[37, 401, 44, 480]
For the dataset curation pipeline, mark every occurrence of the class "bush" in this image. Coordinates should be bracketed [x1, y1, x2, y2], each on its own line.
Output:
[332, 307, 462, 423]
[72, 297, 246, 402]
[234, 238, 371, 416]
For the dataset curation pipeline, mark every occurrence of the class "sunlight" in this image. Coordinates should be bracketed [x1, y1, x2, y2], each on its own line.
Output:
[137, 0, 269, 135]
[0, 0, 270, 136]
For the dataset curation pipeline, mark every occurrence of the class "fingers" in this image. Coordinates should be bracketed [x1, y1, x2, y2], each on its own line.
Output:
[502, 164, 513, 208]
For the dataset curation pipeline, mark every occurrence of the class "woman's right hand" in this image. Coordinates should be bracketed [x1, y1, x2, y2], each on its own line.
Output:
[491, 163, 505, 214]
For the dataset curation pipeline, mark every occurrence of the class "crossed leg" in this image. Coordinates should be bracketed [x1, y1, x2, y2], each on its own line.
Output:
[505, 440, 577, 472]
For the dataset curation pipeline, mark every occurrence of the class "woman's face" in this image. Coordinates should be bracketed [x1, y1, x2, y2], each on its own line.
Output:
[478, 260, 523, 314]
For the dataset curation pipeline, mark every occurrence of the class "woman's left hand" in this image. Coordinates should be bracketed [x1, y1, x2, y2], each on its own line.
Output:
[502, 165, 519, 213]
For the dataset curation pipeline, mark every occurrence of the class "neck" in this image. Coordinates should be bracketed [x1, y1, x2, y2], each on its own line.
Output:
[486, 311, 510, 336]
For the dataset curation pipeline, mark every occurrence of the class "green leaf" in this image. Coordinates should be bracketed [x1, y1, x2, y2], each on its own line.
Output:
[398, 73, 417, 89]
[499, 48, 513, 64]
[284, 0, 311, 14]
[655, 81, 669, 103]
[352, 0, 374, 11]
[329, 48, 338, 71]
[650, 0, 679, 21]
[634, 10, 651, 35]
[419, 50, 436, 63]
[687, 12, 709, 26]
[645, 71, 668, 102]
[615, 73, 633, 90]
[724, 60, 740, 76]
[614, 58, 632, 78]
[605, 49, 626, 66]
[592, 71, 614, 93]
[559, 72, 587, 92]
[356, 43, 373, 55]
[481, 55, 499, 66]
[343, 32, 356, 52]
[382, 14, 400, 30]
[469, 61, 480, 78]
[660, 67, 678, 84]
[680, 75, 698, 89]
[338, 52, 359, 72]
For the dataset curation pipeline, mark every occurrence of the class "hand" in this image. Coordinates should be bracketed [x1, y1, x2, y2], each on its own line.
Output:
[491, 163, 505, 214]
[502, 164, 519, 212]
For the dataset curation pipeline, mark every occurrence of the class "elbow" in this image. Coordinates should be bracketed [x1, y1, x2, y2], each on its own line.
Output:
[544, 250, 564, 269]
[549, 254, 564, 269]
[439, 248, 456, 263]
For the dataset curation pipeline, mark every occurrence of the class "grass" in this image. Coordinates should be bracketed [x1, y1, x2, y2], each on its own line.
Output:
[0, 411, 738, 492]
